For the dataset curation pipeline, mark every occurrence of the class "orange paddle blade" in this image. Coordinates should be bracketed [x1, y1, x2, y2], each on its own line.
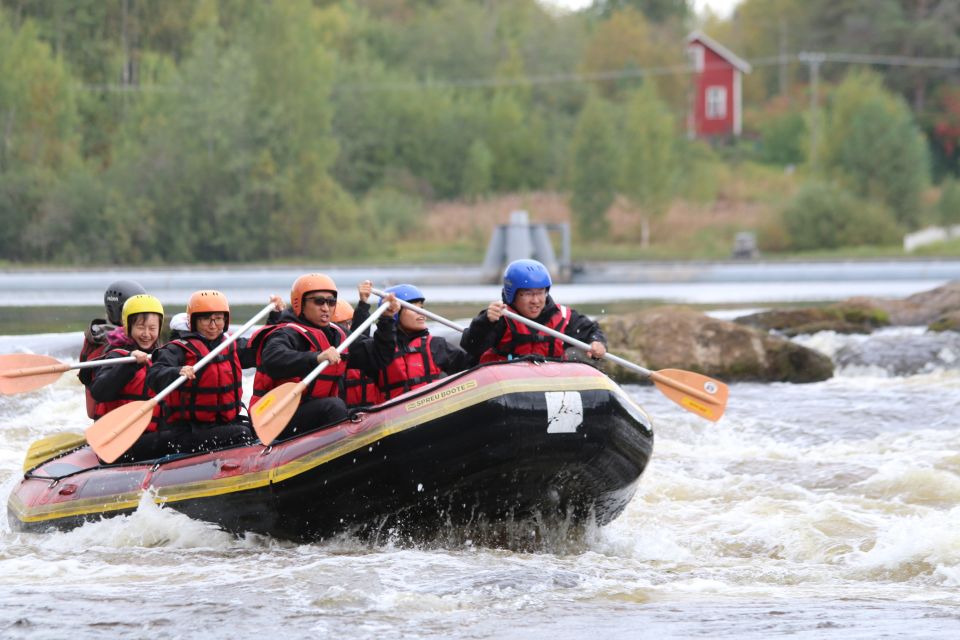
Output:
[85, 400, 156, 463]
[0, 354, 69, 395]
[251, 381, 303, 446]
[650, 368, 729, 422]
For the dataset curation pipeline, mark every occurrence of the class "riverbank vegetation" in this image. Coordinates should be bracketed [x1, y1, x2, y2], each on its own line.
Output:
[2, 0, 959, 265]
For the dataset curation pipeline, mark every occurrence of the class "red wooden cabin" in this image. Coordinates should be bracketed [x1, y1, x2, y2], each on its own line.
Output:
[686, 31, 751, 138]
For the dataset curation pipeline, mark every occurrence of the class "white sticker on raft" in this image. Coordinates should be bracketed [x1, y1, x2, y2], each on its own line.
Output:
[545, 391, 583, 434]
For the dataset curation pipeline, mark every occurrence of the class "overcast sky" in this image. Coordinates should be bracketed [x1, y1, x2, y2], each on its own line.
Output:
[542, 0, 742, 19]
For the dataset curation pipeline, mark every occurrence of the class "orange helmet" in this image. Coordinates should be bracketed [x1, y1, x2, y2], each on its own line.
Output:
[332, 299, 354, 324]
[186, 290, 230, 331]
[291, 273, 337, 316]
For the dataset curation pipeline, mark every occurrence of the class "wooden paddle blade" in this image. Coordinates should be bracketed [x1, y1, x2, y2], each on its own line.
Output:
[250, 382, 302, 446]
[85, 400, 156, 463]
[23, 431, 87, 472]
[0, 354, 67, 395]
[651, 368, 729, 422]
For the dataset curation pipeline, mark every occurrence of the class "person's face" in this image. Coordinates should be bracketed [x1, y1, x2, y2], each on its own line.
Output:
[302, 291, 337, 327]
[512, 288, 547, 319]
[195, 312, 226, 340]
[398, 301, 426, 333]
[129, 313, 161, 349]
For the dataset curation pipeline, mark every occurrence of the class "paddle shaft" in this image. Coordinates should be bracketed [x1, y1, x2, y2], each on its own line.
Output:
[370, 287, 465, 333]
[3, 356, 138, 378]
[258, 300, 392, 424]
[151, 301, 276, 405]
[499, 308, 721, 407]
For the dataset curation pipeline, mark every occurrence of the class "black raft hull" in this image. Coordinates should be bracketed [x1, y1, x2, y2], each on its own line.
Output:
[9, 361, 654, 543]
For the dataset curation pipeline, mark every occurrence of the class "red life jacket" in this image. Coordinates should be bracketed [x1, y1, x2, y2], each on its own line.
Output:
[479, 304, 572, 364]
[164, 337, 243, 424]
[92, 348, 161, 432]
[343, 369, 383, 406]
[378, 334, 444, 400]
[80, 335, 109, 419]
[249, 322, 348, 408]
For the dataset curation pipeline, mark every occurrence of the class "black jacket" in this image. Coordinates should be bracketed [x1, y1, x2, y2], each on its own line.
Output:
[88, 342, 155, 402]
[393, 328, 475, 375]
[459, 295, 606, 361]
[259, 308, 396, 380]
[146, 332, 256, 391]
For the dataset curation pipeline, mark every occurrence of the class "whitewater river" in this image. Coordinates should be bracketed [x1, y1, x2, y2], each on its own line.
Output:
[1, 323, 959, 639]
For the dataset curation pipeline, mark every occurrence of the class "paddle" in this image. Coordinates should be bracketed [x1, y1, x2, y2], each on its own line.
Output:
[251, 300, 393, 446]
[373, 287, 727, 420]
[85, 300, 278, 464]
[499, 307, 729, 422]
[370, 287, 465, 333]
[0, 353, 140, 396]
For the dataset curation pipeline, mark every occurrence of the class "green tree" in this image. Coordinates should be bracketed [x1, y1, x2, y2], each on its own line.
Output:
[820, 71, 930, 228]
[0, 11, 79, 262]
[568, 94, 618, 237]
[485, 92, 548, 192]
[619, 83, 677, 247]
[462, 139, 493, 201]
[938, 179, 960, 227]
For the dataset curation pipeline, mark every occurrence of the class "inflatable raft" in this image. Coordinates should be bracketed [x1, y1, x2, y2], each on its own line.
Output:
[8, 360, 653, 542]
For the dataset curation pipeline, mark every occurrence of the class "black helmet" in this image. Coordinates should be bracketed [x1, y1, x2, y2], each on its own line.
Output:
[104, 279, 146, 325]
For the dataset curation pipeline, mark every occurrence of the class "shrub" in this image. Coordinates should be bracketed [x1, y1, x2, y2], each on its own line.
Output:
[781, 181, 901, 250]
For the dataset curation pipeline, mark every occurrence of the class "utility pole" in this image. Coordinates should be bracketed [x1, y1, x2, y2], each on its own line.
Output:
[798, 52, 825, 170]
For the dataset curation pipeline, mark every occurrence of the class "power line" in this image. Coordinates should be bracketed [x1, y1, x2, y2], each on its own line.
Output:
[76, 52, 960, 93]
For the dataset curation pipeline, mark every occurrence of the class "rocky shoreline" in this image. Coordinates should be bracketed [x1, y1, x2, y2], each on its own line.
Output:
[596, 281, 960, 384]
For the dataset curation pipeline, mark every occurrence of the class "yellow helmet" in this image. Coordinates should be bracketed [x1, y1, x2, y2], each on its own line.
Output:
[121, 294, 164, 334]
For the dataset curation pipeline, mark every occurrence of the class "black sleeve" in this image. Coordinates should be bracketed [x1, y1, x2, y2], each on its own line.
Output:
[430, 336, 475, 374]
[146, 343, 188, 392]
[350, 301, 372, 334]
[459, 310, 505, 360]
[260, 329, 324, 379]
[566, 309, 607, 346]
[88, 352, 142, 402]
[346, 316, 397, 375]
[235, 336, 259, 369]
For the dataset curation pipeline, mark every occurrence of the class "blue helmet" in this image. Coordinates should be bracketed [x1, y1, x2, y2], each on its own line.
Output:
[380, 284, 425, 322]
[502, 259, 552, 304]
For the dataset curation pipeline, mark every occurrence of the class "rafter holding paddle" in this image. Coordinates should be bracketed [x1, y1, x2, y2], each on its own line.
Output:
[373, 287, 728, 422]
[251, 299, 394, 446]
[498, 307, 728, 421]
[0, 353, 142, 396]
[85, 300, 279, 464]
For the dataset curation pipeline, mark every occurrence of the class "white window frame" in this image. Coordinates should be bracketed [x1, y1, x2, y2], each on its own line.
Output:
[689, 45, 704, 72]
[705, 85, 727, 120]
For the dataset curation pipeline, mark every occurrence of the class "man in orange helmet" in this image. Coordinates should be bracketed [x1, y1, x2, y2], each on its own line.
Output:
[146, 289, 284, 455]
[248, 274, 399, 440]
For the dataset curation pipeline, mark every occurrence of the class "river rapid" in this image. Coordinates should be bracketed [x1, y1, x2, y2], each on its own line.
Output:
[1, 325, 959, 638]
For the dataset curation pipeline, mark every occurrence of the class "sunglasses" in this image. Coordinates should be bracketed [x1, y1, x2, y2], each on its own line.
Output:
[305, 296, 338, 308]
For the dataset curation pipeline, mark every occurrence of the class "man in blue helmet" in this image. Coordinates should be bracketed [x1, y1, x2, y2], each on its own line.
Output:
[372, 284, 475, 400]
[460, 259, 607, 364]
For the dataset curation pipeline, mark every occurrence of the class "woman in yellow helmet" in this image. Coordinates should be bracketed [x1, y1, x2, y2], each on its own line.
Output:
[87, 294, 167, 461]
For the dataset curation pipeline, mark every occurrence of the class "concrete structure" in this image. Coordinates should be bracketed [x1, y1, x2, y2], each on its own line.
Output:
[904, 225, 960, 252]
[686, 31, 751, 138]
[481, 211, 572, 283]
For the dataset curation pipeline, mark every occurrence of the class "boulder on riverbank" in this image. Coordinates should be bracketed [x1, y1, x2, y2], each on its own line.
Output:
[597, 307, 833, 384]
[735, 302, 889, 336]
[735, 280, 960, 333]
